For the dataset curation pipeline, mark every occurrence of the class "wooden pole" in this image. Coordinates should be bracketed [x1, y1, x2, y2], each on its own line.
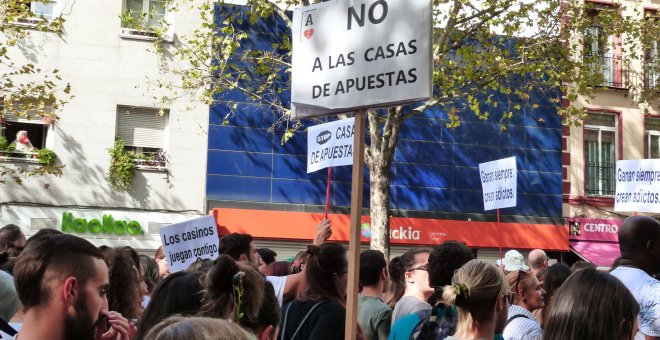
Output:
[345, 110, 366, 340]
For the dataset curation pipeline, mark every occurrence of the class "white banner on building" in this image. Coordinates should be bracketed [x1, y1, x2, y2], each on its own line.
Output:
[291, 0, 433, 118]
[159, 216, 220, 272]
[307, 118, 355, 173]
[614, 159, 660, 213]
[479, 157, 517, 211]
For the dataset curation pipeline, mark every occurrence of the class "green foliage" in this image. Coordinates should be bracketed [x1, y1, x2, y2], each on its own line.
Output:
[107, 139, 135, 191]
[119, 9, 149, 31]
[1, 0, 72, 122]
[0, 0, 72, 185]
[36, 148, 57, 166]
[0, 136, 8, 151]
[0, 137, 16, 153]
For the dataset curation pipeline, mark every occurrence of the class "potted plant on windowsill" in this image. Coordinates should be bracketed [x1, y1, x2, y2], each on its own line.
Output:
[134, 150, 166, 169]
[37, 148, 57, 166]
[0, 136, 11, 159]
[119, 10, 158, 39]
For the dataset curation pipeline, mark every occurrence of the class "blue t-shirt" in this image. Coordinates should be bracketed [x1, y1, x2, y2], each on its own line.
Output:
[389, 303, 505, 340]
[388, 312, 421, 340]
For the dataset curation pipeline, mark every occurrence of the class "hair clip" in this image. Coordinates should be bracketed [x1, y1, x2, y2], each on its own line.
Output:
[232, 271, 245, 323]
[452, 282, 470, 307]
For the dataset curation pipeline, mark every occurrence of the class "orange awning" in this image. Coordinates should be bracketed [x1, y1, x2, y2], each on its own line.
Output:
[211, 208, 569, 251]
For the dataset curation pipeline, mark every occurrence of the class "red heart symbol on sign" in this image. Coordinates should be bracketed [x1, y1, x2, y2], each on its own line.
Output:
[304, 29, 314, 39]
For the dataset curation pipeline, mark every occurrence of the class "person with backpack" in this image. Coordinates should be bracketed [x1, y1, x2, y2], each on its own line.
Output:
[389, 241, 473, 340]
[279, 243, 365, 340]
[502, 270, 545, 340]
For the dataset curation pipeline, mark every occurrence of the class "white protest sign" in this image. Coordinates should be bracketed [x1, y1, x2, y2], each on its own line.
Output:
[307, 118, 355, 173]
[159, 216, 220, 272]
[291, 0, 432, 118]
[614, 159, 660, 213]
[479, 156, 517, 210]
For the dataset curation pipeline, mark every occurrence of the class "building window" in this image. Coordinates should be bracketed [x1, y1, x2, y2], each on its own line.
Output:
[646, 117, 660, 159]
[0, 114, 49, 163]
[584, 6, 627, 88]
[121, 0, 166, 31]
[584, 113, 617, 197]
[9, 0, 59, 25]
[31, 1, 55, 20]
[116, 105, 168, 168]
[645, 40, 660, 90]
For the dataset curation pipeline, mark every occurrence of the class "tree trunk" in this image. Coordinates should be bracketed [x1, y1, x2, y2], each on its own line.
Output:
[365, 107, 404, 260]
[369, 154, 391, 259]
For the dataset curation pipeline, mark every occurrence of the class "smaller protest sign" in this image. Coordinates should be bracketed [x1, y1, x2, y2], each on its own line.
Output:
[479, 156, 517, 211]
[307, 117, 355, 173]
[159, 216, 220, 272]
[614, 159, 660, 213]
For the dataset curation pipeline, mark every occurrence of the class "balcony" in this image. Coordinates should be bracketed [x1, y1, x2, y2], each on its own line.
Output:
[585, 161, 615, 197]
[584, 54, 630, 89]
[0, 150, 39, 164]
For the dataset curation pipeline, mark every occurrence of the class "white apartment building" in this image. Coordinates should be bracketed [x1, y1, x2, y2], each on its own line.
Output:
[0, 0, 209, 252]
[563, 0, 660, 266]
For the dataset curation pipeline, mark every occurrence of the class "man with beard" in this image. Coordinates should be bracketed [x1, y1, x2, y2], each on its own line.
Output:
[12, 233, 130, 340]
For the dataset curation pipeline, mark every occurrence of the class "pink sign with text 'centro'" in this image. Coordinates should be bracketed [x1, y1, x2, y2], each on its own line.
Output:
[568, 218, 621, 242]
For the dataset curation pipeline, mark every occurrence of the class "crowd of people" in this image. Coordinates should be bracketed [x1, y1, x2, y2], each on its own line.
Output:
[0, 215, 657, 340]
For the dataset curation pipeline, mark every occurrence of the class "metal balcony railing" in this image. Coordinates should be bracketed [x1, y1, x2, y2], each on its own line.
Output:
[0, 150, 39, 163]
[584, 54, 630, 89]
[585, 161, 616, 196]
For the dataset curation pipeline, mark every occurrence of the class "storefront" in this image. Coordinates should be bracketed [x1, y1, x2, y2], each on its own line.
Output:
[0, 204, 203, 253]
[211, 207, 569, 260]
[568, 217, 621, 268]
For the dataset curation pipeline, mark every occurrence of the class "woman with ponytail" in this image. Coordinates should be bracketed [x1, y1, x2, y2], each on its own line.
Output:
[442, 259, 511, 340]
[279, 243, 364, 340]
[201, 254, 265, 327]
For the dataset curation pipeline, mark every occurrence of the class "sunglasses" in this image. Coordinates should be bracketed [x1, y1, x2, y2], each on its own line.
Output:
[503, 292, 515, 304]
[514, 269, 531, 294]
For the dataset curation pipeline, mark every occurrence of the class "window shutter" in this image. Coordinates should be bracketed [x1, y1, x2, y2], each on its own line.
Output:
[116, 105, 167, 148]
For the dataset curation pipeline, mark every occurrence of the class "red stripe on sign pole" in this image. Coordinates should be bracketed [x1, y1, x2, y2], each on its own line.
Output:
[325, 167, 332, 219]
[498, 208, 502, 263]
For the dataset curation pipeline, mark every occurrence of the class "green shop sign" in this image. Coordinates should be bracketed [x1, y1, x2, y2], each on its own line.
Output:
[61, 212, 145, 236]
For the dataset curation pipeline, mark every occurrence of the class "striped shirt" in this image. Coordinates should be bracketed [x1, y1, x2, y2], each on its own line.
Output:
[502, 304, 543, 340]
[611, 267, 660, 340]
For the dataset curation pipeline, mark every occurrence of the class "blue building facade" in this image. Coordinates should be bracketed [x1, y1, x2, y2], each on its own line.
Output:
[206, 5, 566, 251]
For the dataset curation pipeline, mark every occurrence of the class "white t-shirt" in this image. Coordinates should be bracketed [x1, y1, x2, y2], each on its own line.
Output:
[611, 266, 660, 340]
[0, 323, 20, 340]
[0, 330, 14, 339]
[266, 275, 287, 307]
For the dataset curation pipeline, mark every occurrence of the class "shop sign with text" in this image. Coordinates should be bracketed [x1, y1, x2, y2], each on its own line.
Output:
[61, 212, 145, 236]
[568, 217, 621, 242]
